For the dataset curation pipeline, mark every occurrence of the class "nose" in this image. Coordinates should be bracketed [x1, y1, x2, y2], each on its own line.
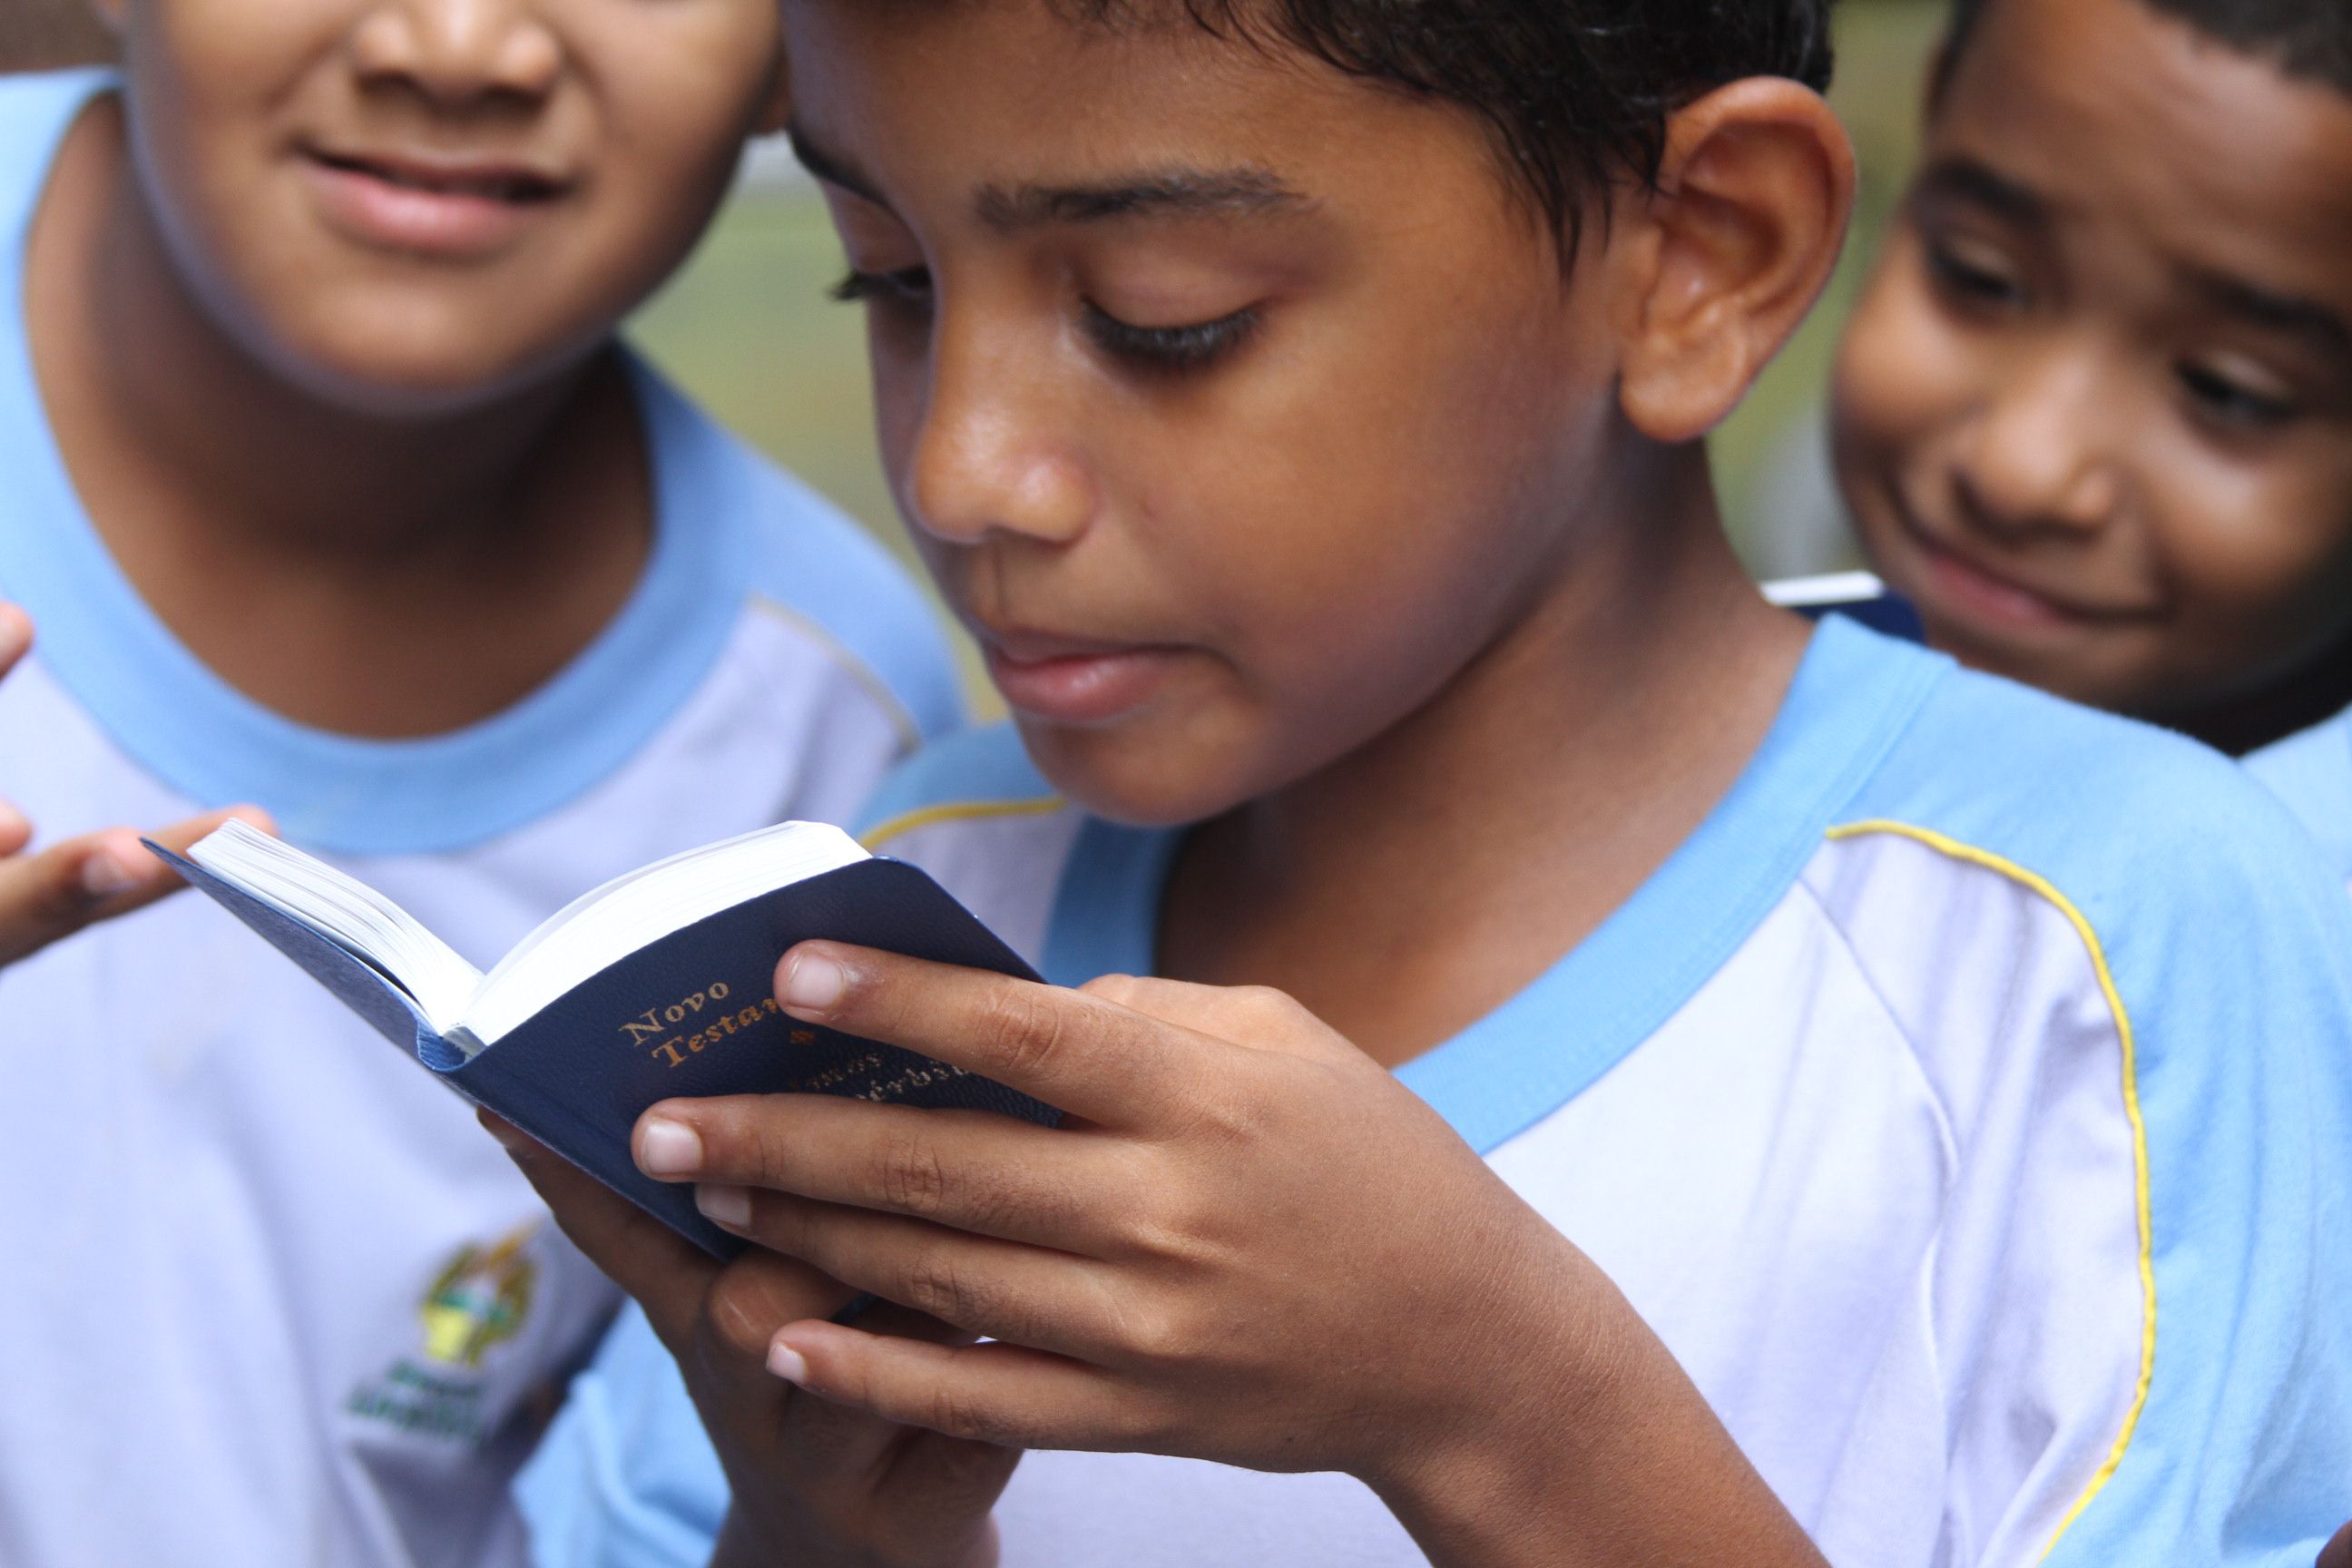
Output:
[1951, 344, 2122, 537]
[349, 0, 564, 106]
[905, 309, 1096, 549]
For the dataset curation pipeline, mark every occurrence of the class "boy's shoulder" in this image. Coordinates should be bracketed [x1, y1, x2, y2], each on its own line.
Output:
[854, 723, 1082, 967]
[2242, 705, 2352, 890]
[1845, 649, 2338, 930]
[629, 363, 962, 750]
[855, 720, 1063, 841]
[0, 69, 111, 241]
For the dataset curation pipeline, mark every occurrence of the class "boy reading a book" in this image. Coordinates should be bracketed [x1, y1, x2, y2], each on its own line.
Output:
[498, 2, 2352, 1563]
[0, 5, 957, 1565]
[1832, 0, 2352, 865]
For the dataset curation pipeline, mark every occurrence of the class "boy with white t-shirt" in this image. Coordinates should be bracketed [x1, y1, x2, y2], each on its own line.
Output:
[0, 13, 956, 1567]
[497, 2, 2352, 1564]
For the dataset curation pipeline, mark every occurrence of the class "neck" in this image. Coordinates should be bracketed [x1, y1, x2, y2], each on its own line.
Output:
[24, 96, 651, 736]
[1159, 439, 1811, 1067]
[2165, 631, 2352, 759]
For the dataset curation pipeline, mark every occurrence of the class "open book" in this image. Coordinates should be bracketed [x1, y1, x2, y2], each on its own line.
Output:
[153, 820, 1054, 1256]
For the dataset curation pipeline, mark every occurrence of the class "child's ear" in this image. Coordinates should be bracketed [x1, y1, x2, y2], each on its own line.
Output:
[1611, 79, 1856, 445]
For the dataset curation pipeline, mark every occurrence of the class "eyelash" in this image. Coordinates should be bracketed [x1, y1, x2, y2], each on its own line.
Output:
[2177, 364, 2300, 431]
[1081, 301, 1261, 372]
[828, 268, 1260, 374]
[829, 265, 932, 306]
[1923, 238, 2026, 313]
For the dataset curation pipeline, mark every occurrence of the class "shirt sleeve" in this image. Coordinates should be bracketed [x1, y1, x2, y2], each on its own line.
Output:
[517, 1306, 728, 1568]
[1811, 809, 2352, 1568]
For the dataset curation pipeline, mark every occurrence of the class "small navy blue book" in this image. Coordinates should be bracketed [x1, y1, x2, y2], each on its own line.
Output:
[150, 821, 1056, 1258]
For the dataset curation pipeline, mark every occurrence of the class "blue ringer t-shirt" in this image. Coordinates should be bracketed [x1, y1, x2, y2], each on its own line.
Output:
[0, 67, 961, 1568]
[522, 616, 2352, 1568]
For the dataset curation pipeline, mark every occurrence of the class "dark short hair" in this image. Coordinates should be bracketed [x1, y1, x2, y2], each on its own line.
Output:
[1071, 1, 1838, 247]
[1941, 0, 2352, 100]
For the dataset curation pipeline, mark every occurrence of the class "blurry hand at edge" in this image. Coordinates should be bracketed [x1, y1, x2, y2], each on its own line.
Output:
[0, 603, 274, 969]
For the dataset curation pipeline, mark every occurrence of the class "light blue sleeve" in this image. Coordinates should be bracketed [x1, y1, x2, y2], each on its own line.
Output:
[1853, 672, 2352, 1565]
[2243, 708, 2352, 890]
[518, 1307, 727, 1568]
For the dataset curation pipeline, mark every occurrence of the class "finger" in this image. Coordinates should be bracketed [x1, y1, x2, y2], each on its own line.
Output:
[770, 1300, 980, 1478]
[96, 805, 274, 913]
[774, 944, 1207, 1127]
[2320, 1522, 2352, 1568]
[770, 1320, 1148, 1455]
[636, 1097, 1130, 1252]
[698, 1187, 1118, 1357]
[1079, 974, 1360, 1065]
[0, 801, 29, 858]
[0, 603, 30, 680]
[0, 807, 274, 967]
[481, 1110, 722, 1350]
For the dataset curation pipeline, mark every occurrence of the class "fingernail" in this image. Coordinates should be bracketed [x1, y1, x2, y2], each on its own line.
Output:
[779, 949, 848, 1017]
[0, 605, 29, 660]
[695, 1184, 751, 1228]
[768, 1338, 809, 1386]
[80, 851, 137, 898]
[637, 1117, 703, 1178]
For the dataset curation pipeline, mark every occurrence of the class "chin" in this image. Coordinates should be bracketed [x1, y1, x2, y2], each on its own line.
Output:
[1016, 719, 1259, 831]
[255, 294, 604, 419]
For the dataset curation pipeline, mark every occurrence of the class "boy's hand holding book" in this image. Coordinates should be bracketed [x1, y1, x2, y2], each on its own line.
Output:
[554, 943, 1828, 1568]
[487, 1112, 1015, 1568]
[0, 605, 270, 970]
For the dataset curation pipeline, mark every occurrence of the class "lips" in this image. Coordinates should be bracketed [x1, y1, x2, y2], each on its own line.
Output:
[979, 632, 1190, 726]
[1877, 490, 2154, 638]
[300, 145, 571, 259]
[311, 148, 565, 202]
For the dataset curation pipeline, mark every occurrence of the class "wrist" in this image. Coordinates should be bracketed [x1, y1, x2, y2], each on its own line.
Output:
[1363, 1253, 1823, 1568]
[1363, 1268, 1631, 1567]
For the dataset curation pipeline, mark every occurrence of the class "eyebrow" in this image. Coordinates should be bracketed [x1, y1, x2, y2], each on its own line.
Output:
[1913, 156, 2050, 228]
[789, 122, 1311, 231]
[2187, 269, 2352, 363]
[975, 168, 1312, 230]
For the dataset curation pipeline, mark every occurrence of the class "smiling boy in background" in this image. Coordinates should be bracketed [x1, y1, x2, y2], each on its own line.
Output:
[0, 2, 956, 1563]
[497, 2, 2352, 1564]
[1835, 0, 2352, 864]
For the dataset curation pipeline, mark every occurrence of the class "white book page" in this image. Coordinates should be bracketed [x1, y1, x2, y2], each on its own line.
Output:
[456, 821, 867, 1049]
[188, 820, 483, 1032]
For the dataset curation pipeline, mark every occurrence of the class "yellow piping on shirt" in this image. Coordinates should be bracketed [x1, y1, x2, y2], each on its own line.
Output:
[747, 593, 926, 757]
[1826, 821, 2155, 1563]
[860, 796, 1066, 853]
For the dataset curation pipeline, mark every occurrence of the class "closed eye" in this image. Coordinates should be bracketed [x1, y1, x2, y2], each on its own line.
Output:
[830, 265, 933, 306]
[1083, 301, 1260, 373]
[1923, 237, 2027, 315]
[2178, 362, 2301, 432]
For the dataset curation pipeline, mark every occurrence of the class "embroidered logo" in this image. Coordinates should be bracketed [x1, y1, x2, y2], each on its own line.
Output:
[420, 1230, 536, 1367]
[346, 1226, 539, 1443]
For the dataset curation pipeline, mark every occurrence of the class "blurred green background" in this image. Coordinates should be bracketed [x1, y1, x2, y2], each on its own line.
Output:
[627, 0, 1947, 597]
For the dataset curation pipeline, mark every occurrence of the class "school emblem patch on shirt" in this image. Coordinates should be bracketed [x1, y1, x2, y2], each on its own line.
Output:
[420, 1231, 536, 1367]
[345, 1228, 539, 1443]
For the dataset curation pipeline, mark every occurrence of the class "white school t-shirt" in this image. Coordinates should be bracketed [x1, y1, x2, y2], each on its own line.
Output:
[0, 69, 963, 1568]
[521, 617, 2352, 1568]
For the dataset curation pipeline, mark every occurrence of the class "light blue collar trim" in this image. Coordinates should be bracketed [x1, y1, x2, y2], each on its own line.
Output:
[1038, 616, 1949, 1153]
[0, 75, 748, 857]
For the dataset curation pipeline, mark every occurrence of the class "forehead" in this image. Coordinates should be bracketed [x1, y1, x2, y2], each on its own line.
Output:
[1937, 0, 2352, 304]
[776, 0, 1503, 220]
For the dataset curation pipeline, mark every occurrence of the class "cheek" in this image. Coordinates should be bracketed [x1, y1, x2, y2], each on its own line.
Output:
[1833, 245, 1985, 489]
[2152, 461, 2352, 672]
